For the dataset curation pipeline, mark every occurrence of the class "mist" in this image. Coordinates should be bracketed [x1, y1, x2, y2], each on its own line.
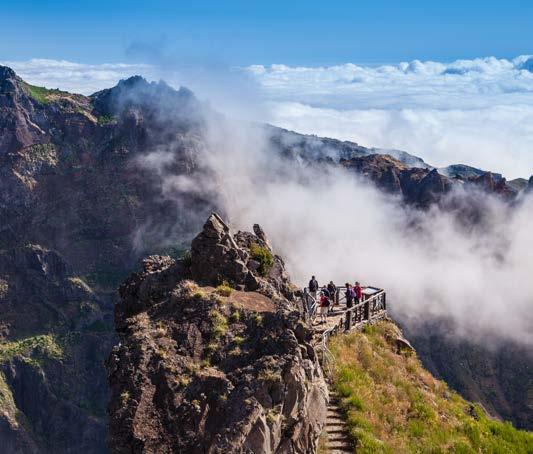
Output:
[146, 109, 533, 348]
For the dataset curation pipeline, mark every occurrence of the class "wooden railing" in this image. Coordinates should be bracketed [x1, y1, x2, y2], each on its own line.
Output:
[303, 286, 386, 328]
[303, 286, 387, 370]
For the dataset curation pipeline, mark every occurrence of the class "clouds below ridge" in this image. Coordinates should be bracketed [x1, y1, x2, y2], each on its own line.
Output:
[249, 56, 533, 178]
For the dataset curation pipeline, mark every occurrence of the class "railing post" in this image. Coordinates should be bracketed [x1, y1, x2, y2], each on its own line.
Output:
[345, 310, 352, 331]
[383, 292, 386, 310]
[364, 300, 370, 321]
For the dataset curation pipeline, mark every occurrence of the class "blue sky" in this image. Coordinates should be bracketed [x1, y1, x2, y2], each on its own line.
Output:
[2, 0, 532, 65]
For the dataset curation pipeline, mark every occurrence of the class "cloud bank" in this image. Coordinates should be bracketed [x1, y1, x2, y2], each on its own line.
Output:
[0, 59, 157, 95]
[247, 56, 533, 179]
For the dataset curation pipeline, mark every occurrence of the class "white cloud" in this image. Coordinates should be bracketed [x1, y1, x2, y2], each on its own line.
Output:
[247, 56, 533, 179]
[0, 58, 158, 95]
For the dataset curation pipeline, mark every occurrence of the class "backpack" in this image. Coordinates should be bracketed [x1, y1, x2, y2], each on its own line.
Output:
[345, 288, 355, 300]
[309, 279, 318, 291]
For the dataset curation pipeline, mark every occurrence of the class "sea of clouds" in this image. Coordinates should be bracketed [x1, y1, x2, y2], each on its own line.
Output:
[247, 56, 533, 179]
[4, 55, 533, 178]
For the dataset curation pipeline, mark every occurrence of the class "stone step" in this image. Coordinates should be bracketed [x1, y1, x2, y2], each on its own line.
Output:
[326, 440, 352, 450]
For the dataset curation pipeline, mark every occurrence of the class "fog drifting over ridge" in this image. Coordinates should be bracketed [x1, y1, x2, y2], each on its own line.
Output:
[140, 107, 533, 348]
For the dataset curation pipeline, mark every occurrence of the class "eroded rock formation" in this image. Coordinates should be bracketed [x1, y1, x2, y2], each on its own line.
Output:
[107, 215, 327, 453]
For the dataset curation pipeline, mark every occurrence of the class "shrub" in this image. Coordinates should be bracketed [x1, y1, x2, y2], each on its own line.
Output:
[120, 390, 130, 406]
[0, 334, 63, 364]
[210, 310, 228, 337]
[215, 281, 233, 297]
[250, 243, 274, 276]
[97, 115, 117, 125]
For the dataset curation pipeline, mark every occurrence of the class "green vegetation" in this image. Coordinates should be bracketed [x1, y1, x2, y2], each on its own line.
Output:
[97, 115, 117, 125]
[215, 281, 233, 297]
[193, 289, 208, 300]
[329, 321, 533, 453]
[210, 310, 228, 337]
[250, 243, 274, 276]
[21, 82, 63, 104]
[0, 334, 63, 365]
[229, 310, 241, 323]
[120, 390, 130, 406]
[253, 313, 263, 326]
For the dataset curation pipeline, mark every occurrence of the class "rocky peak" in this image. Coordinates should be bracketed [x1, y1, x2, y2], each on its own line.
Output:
[470, 172, 517, 199]
[90, 75, 201, 127]
[0, 66, 19, 94]
[526, 175, 533, 193]
[416, 168, 452, 206]
[108, 215, 327, 453]
[189, 213, 295, 306]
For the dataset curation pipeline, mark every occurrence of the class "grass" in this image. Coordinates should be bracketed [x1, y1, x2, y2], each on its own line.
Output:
[215, 281, 233, 297]
[21, 82, 63, 104]
[210, 310, 228, 338]
[97, 115, 117, 125]
[0, 334, 63, 364]
[328, 321, 533, 454]
[250, 243, 274, 276]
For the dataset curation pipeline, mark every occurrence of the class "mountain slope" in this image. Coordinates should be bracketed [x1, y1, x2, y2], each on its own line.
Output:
[328, 321, 533, 453]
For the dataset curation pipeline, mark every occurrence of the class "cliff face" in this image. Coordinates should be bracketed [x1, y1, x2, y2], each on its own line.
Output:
[0, 245, 114, 454]
[107, 215, 328, 453]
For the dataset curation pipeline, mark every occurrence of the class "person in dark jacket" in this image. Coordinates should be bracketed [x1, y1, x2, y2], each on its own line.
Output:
[345, 283, 355, 308]
[308, 276, 319, 299]
[327, 281, 336, 311]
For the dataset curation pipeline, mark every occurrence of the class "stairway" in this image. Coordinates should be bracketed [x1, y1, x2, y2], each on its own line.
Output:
[323, 390, 353, 453]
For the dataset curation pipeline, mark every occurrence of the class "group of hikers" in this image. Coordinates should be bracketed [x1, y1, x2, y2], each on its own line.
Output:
[307, 276, 363, 324]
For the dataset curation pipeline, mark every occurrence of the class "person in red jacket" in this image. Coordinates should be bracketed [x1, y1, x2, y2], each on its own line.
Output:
[354, 281, 363, 303]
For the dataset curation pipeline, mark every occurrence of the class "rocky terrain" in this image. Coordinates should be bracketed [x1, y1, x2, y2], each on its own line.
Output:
[0, 63, 531, 452]
[107, 214, 327, 453]
[0, 245, 114, 453]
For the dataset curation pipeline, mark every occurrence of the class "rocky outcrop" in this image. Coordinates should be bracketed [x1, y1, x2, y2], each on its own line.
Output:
[526, 175, 533, 193]
[341, 155, 454, 206]
[107, 216, 327, 453]
[189, 214, 295, 305]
